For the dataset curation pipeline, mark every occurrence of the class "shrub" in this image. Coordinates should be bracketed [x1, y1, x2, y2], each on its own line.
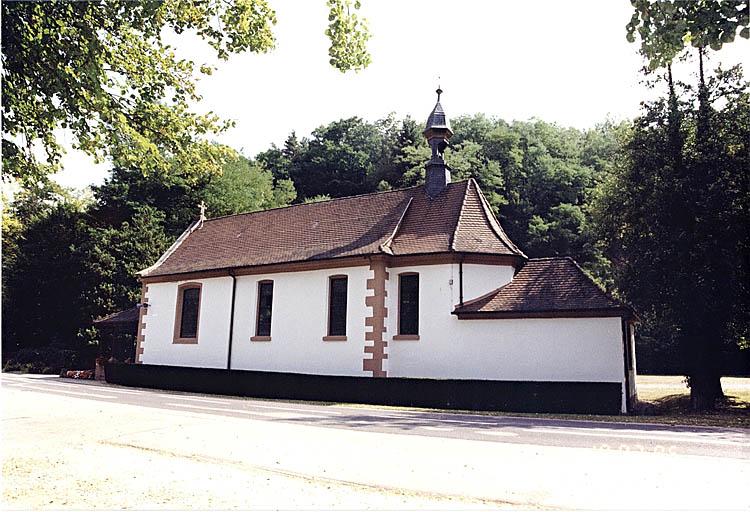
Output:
[3, 346, 87, 374]
[3, 361, 21, 372]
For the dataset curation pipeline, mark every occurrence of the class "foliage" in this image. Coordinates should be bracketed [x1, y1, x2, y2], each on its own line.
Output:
[275, 116, 420, 200]
[84, 206, 171, 317]
[3, 346, 84, 374]
[593, 64, 749, 406]
[626, 0, 749, 70]
[1, 0, 370, 187]
[2, 200, 92, 354]
[325, 0, 371, 72]
[202, 154, 296, 217]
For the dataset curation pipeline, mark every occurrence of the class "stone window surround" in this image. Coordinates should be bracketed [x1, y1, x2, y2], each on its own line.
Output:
[394, 272, 420, 340]
[173, 282, 202, 344]
[251, 279, 274, 341]
[324, 274, 349, 341]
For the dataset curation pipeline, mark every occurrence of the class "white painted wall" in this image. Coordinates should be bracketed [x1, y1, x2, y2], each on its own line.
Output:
[229, 266, 371, 376]
[141, 261, 626, 410]
[141, 277, 233, 369]
[386, 264, 626, 409]
[461, 263, 515, 301]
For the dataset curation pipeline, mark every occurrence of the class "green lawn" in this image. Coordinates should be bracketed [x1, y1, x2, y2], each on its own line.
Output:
[636, 375, 750, 402]
[630, 375, 750, 428]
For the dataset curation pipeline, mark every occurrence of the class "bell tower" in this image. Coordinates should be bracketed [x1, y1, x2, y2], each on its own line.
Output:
[423, 86, 453, 197]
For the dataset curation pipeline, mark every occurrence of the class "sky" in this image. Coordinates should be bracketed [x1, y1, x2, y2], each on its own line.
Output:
[52, 0, 750, 190]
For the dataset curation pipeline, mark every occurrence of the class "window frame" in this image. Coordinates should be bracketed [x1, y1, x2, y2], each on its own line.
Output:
[173, 282, 202, 344]
[395, 272, 420, 340]
[324, 274, 348, 341]
[251, 279, 274, 341]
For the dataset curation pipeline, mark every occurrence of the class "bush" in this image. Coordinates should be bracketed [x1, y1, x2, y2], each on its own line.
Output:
[3, 346, 88, 374]
[3, 360, 21, 372]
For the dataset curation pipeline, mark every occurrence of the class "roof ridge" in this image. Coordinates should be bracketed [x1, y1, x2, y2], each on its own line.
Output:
[527, 256, 575, 262]
[449, 179, 472, 251]
[470, 178, 527, 258]
[201, 180, 470, 224]
[564, 256, 630, 311]
[379, 196, 413, 254]
[455, 279, 511, 310]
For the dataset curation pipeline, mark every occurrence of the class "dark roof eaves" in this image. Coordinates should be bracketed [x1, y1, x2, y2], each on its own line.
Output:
[452, 306, 635, 319]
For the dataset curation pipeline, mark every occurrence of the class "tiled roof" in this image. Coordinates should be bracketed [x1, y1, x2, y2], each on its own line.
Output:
[94, 306, 140, 326]
[453, 257, 633, 318]
[141, 179, 524, 278]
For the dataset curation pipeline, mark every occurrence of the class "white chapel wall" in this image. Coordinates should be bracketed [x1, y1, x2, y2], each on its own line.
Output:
[142, 266, 372, 374]
[461, 263, 515, 300]
[141, 277, 233, 369]
[141, 261, 625, 405]
[229, 265, 371, 376]
[385, 263, 625, 385]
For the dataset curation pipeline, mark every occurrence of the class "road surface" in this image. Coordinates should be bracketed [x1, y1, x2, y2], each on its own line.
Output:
[3, 372, 749, 509]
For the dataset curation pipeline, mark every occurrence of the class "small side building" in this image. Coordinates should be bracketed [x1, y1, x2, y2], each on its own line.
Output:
[94, 306, 139, 362]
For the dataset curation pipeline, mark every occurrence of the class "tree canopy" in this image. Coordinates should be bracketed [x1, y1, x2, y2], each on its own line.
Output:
[1, 0, 371, 187]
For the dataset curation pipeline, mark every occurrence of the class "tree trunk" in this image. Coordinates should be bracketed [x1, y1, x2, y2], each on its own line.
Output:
[666, 64, 683, 169]
[696, 48, 711, 147]
[689, 370, 723, 411]
[688, 329, 725, 411]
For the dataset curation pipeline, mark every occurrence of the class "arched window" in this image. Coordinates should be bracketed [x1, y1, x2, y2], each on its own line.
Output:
[173, 283, 202, 344]
[398, 273, 419, 337]
[252, 280, 274, 341]
[325, 275, 348, 340]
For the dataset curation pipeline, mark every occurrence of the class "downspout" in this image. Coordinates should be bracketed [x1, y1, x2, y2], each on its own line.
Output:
[458, 256, 464, 306]
[226, 270, 238, 371]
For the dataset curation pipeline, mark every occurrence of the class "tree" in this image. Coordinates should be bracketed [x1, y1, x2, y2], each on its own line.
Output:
[2, 200, 92, 353]
[284, 117, 382, 200]
[202, 154, 296, 216]
[84, 206, 171, 317]
[1, 0, 371, 187]
[594, 65, 750, 409]
[627, 1, 749, 69]
[625, 0, 750, 409]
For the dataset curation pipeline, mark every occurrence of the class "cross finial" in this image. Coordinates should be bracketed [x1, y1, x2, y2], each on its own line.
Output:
[436, 75, 442, 101]
[198, 201, 206, 221]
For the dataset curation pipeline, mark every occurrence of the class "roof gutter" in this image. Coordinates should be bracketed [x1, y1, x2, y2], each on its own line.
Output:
[458, 255, 464, 306]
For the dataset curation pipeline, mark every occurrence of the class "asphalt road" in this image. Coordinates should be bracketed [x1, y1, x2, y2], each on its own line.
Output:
[3, 372, 748, 460]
